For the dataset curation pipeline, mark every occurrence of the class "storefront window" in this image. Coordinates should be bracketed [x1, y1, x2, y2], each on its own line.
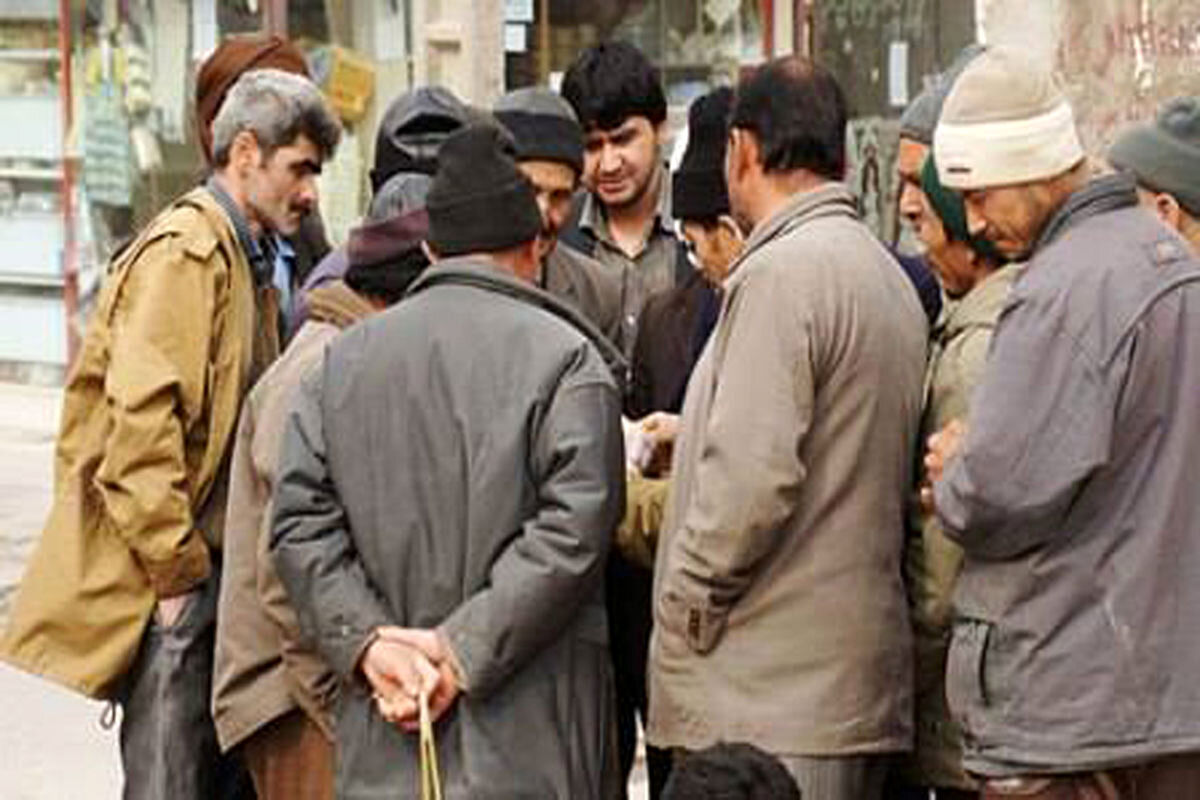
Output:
[505, 0, 767, 108]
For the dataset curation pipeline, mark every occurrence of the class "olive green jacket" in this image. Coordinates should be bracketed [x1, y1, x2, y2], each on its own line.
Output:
[904, 263, 1018, 789]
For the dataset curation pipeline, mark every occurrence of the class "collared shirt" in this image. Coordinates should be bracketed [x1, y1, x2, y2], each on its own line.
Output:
[578, 167, 679, 343]
[269, 234, 297, 329]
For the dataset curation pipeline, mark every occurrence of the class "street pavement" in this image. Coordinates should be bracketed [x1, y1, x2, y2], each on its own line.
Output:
[0, 380, 649, 798]
[0, 382, 122, 798]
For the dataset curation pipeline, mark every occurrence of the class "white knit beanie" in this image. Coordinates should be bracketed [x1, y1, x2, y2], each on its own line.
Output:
[934, 47, 1084, 190]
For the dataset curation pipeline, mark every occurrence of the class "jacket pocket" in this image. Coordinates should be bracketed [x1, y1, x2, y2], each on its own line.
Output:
[946, 618, 992, 742]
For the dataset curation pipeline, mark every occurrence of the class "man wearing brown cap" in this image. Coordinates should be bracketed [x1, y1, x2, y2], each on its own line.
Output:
[1, 69, 340, 800]
[926, 48, 1200, 797]
[213, 186, 432, 799]
[196, 34, 331, 332]
[271, 123, 624, 798]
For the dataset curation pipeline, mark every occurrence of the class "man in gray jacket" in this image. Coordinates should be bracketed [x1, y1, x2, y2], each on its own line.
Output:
[647, 56, 927, 800]
[271, 123, 625, 799]
[927, 47, 1200, 796]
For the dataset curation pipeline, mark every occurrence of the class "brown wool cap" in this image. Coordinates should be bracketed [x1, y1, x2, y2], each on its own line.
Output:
[195, 35, 309, 164]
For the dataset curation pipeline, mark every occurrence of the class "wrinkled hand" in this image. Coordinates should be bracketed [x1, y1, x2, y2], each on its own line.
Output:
[920, 419, 967, 512]
[154, 591, 197, 628]
[375, 627, 462, 727]
[360, 635, 440, 731]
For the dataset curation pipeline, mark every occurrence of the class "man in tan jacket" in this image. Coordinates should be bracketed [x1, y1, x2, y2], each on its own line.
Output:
[213, 193, 431, 800]
[1, 70, 339, 799]
[647, 57, 927, 800]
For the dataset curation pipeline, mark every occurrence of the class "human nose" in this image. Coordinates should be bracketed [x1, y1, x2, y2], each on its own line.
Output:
[598, 142, 621, 175]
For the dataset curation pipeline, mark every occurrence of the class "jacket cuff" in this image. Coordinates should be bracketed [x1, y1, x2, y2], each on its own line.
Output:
[436, 627, 471, 694]
[141, 531, 212, 597]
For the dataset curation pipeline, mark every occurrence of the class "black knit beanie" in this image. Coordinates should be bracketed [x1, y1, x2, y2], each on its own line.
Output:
[494, 87, 584, 174]
[426, 123, 541, 257]
[672, 87, 734, 221]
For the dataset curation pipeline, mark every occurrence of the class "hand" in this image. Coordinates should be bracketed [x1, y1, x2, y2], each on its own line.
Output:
[360, 636, 440, 730]
[154, 591, 197, 628]
[640, 412, 679, 478]
[375, 627, 463, 726]
[920, 420, 967, 512]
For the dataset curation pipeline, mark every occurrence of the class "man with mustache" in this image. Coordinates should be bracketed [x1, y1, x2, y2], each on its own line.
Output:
[0, 68, 340, 800]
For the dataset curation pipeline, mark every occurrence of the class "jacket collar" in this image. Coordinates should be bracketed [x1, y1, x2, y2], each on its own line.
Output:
[204, 176, 270, 285]
[1034, 173, 1139, 253]
[933, 262, 1021, 343]
[407, 257, 628, 380]
[725, 182, 858, 293]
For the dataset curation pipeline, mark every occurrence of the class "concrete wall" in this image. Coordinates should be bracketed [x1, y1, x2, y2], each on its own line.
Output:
[981, 0, 1200, 155]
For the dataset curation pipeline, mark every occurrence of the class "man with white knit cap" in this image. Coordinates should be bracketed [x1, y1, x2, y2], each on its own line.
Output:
[924, 47, 1200, 798]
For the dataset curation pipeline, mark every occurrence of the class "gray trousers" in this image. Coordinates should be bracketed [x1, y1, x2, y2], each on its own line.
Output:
[117, 572, 252, 800]
[776, 754, 893, 800]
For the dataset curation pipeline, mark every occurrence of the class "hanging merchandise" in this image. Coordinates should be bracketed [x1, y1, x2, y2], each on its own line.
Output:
[82, 42, 135, 208]
[152, 0, 190, 142]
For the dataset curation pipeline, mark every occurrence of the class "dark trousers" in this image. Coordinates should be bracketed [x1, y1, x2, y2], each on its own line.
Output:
[118, 572, 254, 800]
[606, 553, 672, 799]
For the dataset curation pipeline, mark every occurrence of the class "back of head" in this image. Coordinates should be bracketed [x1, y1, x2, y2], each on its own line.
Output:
[367, 172, 433, 223]
[730, 56, 847, 180]
[673, 86, 735, 221]
[426, 123, 541, 258]
[934, 47, 1083, 190]
[662, 743, 802, 800]
[898, 43, 986, 145]
[210, 68, 341, 168]
[345, 199, 431, 306]
[560, 40, 667, 132]
[371, 86, 470, 191]
[494, 87, 584, 174]
[1108, 96, 1200, 219]
[195, 35, 310, 165]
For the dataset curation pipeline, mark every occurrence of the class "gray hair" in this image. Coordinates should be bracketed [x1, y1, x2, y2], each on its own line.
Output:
[211, 68, 341, 167]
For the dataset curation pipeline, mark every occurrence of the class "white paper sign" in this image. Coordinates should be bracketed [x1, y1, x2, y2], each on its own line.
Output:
[505, 24, 528, 54]
[888, 41, 910, 107]
[506, 0, 535, 23]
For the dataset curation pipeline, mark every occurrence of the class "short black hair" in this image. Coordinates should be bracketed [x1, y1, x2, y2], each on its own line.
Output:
[560, 40, 667, 132]
[662, 743, 801, 800]
[730, 56, 848, 180]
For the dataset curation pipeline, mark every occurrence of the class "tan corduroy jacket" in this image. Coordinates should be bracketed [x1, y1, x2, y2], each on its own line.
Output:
[213, 281, 375, 751]
[648, 184, 927, 756]
[1, 187, 277, 699]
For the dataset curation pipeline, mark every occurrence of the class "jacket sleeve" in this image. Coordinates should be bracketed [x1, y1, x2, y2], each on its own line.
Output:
[94, 233, 215, 598]
[440, 363, 624, 699]
[934, 298, 1115, 559]
[252, 381, 339, 727]
[270, 361, 393, 680]
[659, 265, 814, 654]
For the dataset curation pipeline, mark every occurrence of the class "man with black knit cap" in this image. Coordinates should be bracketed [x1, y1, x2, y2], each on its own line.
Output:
[291, 85, 469, 327]
[495, 87, 628, 349]
[214, 182, 431, 800]
[271, 122, 625, 799]
[1108, 96, 1200, 251]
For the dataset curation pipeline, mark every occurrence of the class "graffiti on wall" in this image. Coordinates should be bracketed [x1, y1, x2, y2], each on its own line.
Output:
[1058, 0, 1200, 153]
[845, 117, 903, 247]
